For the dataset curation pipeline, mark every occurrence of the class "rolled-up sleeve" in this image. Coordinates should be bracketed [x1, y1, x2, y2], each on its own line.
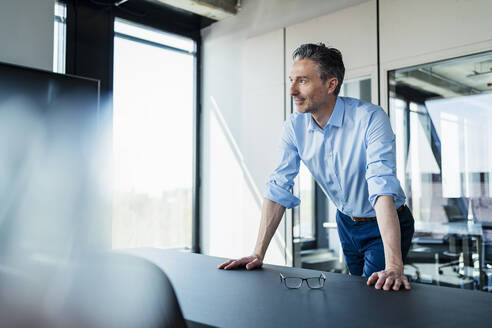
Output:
[365, 108, 404, 208]
[264, 119, 301, 208]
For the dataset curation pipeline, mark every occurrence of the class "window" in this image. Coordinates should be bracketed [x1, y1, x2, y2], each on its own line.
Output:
[112, 18, 196, 250]
[339, 77, 371, 102]
[294, 162, 315, 242]
[53, 1, 66, 73]
[389, 52, 492, 224]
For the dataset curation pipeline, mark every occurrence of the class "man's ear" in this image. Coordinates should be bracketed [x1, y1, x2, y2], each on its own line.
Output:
[326, 77, 338, 94]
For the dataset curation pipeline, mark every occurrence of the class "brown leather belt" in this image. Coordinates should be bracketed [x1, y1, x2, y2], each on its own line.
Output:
[350, 205, 405, 222]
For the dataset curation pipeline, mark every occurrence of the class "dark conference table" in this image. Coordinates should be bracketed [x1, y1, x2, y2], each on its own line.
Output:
[126, 248, 492, 328]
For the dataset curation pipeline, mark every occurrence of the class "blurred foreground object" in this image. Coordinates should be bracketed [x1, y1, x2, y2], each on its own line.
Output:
[0, 253, 187, 328]
[0, 63, 185, 327]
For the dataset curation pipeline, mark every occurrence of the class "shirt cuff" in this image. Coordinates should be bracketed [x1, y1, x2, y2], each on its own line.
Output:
[264, 182, 300, 208]
[367, 175, 404, 208]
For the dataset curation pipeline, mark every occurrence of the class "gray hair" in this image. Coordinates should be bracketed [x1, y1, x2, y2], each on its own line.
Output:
[292, 43, 345, 96]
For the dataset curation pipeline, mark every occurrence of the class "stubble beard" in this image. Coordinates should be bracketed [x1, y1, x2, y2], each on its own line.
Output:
[300, 97, 323, 115]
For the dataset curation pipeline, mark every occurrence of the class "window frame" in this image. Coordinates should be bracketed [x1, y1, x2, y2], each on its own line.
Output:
[53, 0, 67, 74]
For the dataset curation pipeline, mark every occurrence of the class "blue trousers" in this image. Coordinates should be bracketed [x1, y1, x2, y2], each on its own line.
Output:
[336, 205, 415, 277]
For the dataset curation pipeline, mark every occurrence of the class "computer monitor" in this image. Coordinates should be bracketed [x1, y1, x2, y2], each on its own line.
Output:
[0, 62, 106, 260]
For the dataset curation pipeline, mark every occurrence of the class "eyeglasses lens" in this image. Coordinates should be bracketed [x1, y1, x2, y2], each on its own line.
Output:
[284, 277, 303, 288]
[306, 277, 324, 289]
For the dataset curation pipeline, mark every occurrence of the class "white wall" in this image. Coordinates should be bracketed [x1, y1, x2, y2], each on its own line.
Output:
[201, 29, 287, 264]
[0, 0, 54, 71]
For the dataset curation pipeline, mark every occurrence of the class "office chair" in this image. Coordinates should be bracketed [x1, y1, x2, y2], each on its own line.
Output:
[437, 234, 475, 276]
[405, 236, 444, 283]
[0, 252, 187, 328]
[436, 200, 477, 281]
[405, 200, 473, 286]
[63, 252, 188, 328]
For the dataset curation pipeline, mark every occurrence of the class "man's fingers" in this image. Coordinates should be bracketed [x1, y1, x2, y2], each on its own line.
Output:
[224, 260, 243, 270]
[218, 256, 262, 270]
[392, 278, 402, 291]
[217, 259, 234, 269]
[224, 257, 252, 270]
[368, 270, 410, 291]
[223, 260, 238, 270]
[367, 272, 379, 285]
[374, 273, 387, 290]
[382, 276, 394, 291]
[245, 258, 261, 270]
[225, 259, 244, 270]
[402, 276, 411, 290]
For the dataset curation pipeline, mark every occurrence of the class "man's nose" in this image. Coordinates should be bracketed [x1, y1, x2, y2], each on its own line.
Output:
[290, 83, 298, 96]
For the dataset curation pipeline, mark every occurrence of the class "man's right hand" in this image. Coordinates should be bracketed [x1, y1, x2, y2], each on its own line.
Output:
[217, 255, 263, 270]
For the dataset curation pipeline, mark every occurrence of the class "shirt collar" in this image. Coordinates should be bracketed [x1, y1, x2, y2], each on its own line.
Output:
[327, 96, 345, 128]
[308, 97, 345, 132]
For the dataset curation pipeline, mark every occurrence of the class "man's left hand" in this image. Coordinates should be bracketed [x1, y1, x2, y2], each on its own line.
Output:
[367, 267, 411, 291]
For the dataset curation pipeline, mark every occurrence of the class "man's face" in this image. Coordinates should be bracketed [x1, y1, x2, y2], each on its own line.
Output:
[289, 59, 337, 114]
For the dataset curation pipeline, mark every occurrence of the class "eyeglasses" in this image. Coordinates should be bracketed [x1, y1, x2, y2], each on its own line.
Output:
[280, 273, 326, 289]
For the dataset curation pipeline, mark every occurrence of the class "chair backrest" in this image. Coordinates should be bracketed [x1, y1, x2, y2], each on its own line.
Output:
[0, 252, 187, 328]
[443, 203, 467, 222]
[65, 252, 188, 328]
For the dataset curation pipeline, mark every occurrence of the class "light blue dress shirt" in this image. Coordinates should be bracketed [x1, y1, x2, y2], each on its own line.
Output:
[264, 96, 406, 218]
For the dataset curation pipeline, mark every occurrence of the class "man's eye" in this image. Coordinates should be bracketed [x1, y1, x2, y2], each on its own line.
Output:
[300, 79, 307, 84]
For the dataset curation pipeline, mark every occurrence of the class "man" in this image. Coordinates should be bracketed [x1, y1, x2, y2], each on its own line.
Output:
[218, 43, 415, 291]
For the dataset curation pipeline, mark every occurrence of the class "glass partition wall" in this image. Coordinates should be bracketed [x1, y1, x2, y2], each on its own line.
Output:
[389, 51, 492, 291]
